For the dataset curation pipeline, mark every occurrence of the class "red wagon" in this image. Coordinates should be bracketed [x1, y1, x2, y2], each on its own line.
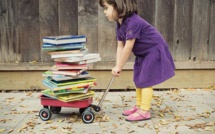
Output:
[39, 76, 114, 124]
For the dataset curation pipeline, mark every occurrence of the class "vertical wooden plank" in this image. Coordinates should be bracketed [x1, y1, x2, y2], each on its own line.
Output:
[138, 0, 156, 26]
[0, 0, 9, 63]
[0, 0, 20, 63]
[209, 0, 215, 60]
[98, 3, 116, 61]
[78, 0, 98, 53]
[173, 0, 193, 61]
[39, 0, 58, 62]
[191, 0, 210, 61]
[59, 0, 78, 35]
[155, 0, 175, 54]
[18, 0, 40, 62]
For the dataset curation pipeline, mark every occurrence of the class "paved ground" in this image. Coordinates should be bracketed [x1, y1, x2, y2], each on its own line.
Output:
[0, 89, 215, 134]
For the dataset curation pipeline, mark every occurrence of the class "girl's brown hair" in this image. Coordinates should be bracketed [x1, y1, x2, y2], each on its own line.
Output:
[99, 0, 138, 18]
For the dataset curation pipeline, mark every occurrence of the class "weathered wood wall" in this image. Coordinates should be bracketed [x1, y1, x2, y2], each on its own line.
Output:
[0, 0, 215, 67]
[0, 0, 215, 90]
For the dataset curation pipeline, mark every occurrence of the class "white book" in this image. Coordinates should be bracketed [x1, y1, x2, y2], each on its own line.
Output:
[51, 49, 88, 58]
[76, 57, 101, 64]
[54, 53, 101, 63]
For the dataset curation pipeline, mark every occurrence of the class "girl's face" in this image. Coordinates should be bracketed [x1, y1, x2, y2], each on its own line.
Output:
[103, 2, 118, 22]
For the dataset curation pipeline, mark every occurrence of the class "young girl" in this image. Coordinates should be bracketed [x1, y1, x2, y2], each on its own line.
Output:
[99, 0, 175, 122]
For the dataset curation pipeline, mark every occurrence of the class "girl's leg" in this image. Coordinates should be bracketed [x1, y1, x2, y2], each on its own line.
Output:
[125, 87, 153, 121]
[136, 88, 142, 108]
[140, 87, 153, 111]
[122, 88, 141, 116]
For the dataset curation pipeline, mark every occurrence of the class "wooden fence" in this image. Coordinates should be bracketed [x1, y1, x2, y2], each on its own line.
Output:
[0, 0, 215, 89]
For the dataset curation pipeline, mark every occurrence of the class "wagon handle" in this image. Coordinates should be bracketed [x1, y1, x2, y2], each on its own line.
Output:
[97, 76, 115, 107]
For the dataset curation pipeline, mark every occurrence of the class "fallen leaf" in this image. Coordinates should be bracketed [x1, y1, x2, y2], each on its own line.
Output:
[20, 98, 25, 101]
[50, 126, 58, 130]
[185, 122, 214, 130]
[206, 122, 215, 126]
[0, 129, 6, 133]
[159, 113, 165, 118]
[123, 103, 130, 108]
[101, 114, 110, 122]
[8, 129, 13, 133]
[6, 97, 14, 101]
[118, 116, 125, 120]
[138, 123, 148, 128]
[126, 125, 130, 129]
[58, 119, 65, 123]
[129, 130, 135, 133]
[62, 126, 72, 130]
[26, 92, 33, 96]
[204, 127, 213, 131]
[21, 124, 28, 129]
[112, 104, 121, 108]
[60, 129, 71, 133]
[186, 117, 195, 121]
[46, 120, 53, 124]
[0, 119, 7, 123]
[173, 115, 183, 122]
[39, 129, 46, 131]
[154, 125, 160, 132]
[17, 129, 22, 133]
[19, 105, 27, 108]
[11, 109, 17, 111]
[112, 123, 118, 129]
[159, 119, 170, 125]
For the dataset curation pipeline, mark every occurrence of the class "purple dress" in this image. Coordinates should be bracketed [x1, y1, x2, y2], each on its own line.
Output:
[116, 13, 175, 88]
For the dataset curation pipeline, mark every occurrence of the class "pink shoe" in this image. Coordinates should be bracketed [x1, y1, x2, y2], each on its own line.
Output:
[125, 110, 151, 122]
[122, 106, 138, 116]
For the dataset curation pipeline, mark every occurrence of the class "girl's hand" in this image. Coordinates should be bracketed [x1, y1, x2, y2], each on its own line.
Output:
[112, 66, 122, 77]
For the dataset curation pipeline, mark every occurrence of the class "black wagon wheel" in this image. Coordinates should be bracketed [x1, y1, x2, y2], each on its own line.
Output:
[50, 106, 61, 114]
[81, 110, 95, 124]
[39, 108, 52, 121]
[79, 107, 87, 115]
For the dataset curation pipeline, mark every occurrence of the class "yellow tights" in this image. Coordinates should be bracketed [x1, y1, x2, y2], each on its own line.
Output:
[136, 87, 153, 111]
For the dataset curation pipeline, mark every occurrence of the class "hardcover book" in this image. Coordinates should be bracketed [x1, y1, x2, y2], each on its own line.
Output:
[46, 77, 96, 87]
[54, 53, 101, 63]
[42, 70, 89, 77]
[42, 43, 86, 52]
[42, 79, 96, 91]
[47, 49, 82, 55]
[42, 86, 90, 96]
[57, 90, 95, 102]
[49, 49, 88, 58]
[54, 63, 88, 70]
[41, 89, 58, 99]
[50, 69, 86, 76]
[43, 35, 87, 45]
[49, 71, 90, 81]
[52, 86, 90, 95]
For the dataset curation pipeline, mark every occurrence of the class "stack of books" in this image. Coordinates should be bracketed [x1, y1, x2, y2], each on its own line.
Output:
[41, 35, 101, 102]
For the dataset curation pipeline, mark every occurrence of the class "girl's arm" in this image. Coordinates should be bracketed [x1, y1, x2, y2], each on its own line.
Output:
[116, 41, 124, 66]
[112, 38, 136, 76]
